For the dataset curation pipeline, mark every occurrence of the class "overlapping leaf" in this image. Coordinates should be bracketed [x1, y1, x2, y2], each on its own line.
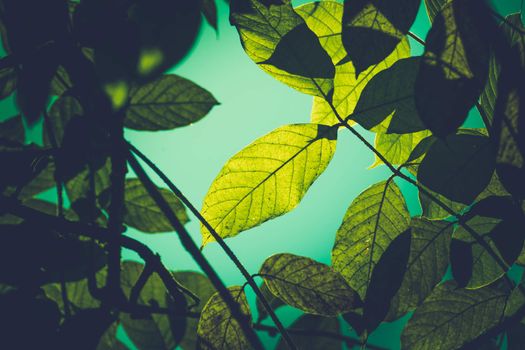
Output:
[276, 314, 342, 350]
[423, 0, 448, 22]
[332, 180, 410, 298]
[200, 123, 337, 246]
[0, 67, 17, 100]
[259, 253, 358, 316]
[255, 282, 285, 322]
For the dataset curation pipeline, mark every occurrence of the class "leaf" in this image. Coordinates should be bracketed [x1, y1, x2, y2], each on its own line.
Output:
[200, 123, 337, 246]
[276, 314, 342, 350]
[351, 57, 425, 133]
[401, 282, 509, 350]
[0, 66, 17, 100]
[417, 134, 496, 204]
[423, 0, 449, 22]
[96, 322, 128, 350]
[121, 261, 182, 350]
[57, 308, 116, 350]
[65, 157, 112, 210]
[44, 95, 84, 148]
[123, 178, 188, 233]
[387, 218, 453, 320]
[124, 75, 219, 131]
[414, 0, 491, 137]
[0, 115, 24, 144]
[332, 180, 410, 299]
[255, 282, 285, 322]
[418, 186, 465, 220]
[311, 38, 410, 126]
[197, 286, 252, 350]
[200, 0, 218, 30]
[231, 0, 334, 96]
[259, 253, 359, 316]
[171, 271, 215, 350]
[507, 322, 525, 350]
[341, 0, 420, 74]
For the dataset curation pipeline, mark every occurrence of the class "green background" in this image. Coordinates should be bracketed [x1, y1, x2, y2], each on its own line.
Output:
[1, 0, 523, 349]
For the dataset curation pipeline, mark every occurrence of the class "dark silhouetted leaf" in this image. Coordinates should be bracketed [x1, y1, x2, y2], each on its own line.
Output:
[415, 0, 491, 137]
[201, 0, 218, 30]
[197, 286, 251, 350]
[401, 282, 509, 350]
[423, 0, 448, 22]
[417, 134, 496, 204]
[201, 124, 337, 246]
[406, 136, 436, 163]
[418, 186, 465, 220]
[332, 180, 410, 299]
[0, 145, 52, 190]
[259, 253, 359, 316]
[65, 157, 112, 210]
[388, 218, 453, 320]
[44, 95, 84, 148]
[255, 282, 285, 322]
[125, 75, 219, 131]
[123, 178, 188, 233]
[341, 0, 420, 74]
[0, 66, 17, 100]
[57, 308, 116, 350]
[49, 48, 94, 97]
[0, 115, 24, 144]
[352, 57, 425, 133]
[507, 322, 525, 350]
[276, 314, 342, 350]
[230, 0, 334, 96]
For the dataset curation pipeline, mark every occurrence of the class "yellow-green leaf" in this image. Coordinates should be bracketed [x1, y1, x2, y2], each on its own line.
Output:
[200, 123, 337, 246]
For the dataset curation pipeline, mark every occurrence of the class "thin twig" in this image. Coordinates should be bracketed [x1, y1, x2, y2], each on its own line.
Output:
[128, 142, 297, 350]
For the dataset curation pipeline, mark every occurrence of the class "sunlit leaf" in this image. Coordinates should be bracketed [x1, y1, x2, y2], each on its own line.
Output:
[255, 282, 285, 322]
[259, 253, 359, 316]
[0, 66, 17, 100]
[341, 0, 420, 74]
[311, 38, 410, 126]
[401, 282, 509, 350]
[387, 218, 453, 320]
[123, 178, 188, 233]
[332, 180, 410, 299]
[231, 0, 334, 96]
[125, 75, 219, 131]
[276, 314, 342, 350]
[417, 134, 496, 204]
[197, 286, 251, 350]
[201, 123, 337, 246]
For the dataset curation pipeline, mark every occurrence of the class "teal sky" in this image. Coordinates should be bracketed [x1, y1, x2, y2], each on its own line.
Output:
[1, 1, 523, 349]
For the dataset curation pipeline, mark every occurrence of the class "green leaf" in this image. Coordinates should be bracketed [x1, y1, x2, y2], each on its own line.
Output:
[401, 282, 509, 350]
[65, 157, 112, 209]
[171, 271, 215, 350]
[387, 218, 453, 320]
[123, 178, 189, 233]
[351, 57, 425, 133]
[332, 180, 410, 299]
[341, 0, 420, 74]
[255, 282, 285, 322]
[49, 48, 93, 97]
[121, 261, 182, 350]
[423, 0, 449, 22]
[311, 38, 410, 126]
[0, 66, 17, 100]
[124, 75, 219, 131]
[418, 186, 466, 220]
[276, 314, 342, 350]
[0, 115, 24, 145]
[415, 0, 491, 137]
[197, 286, 252, 350]
[231, 0, 334, 96]
[259, 253, 359, 316]
[201, 123, 337, 246]
[417, 134, 496, 204]
[44, 95, 84, 148]
[96, 322, 128, 350]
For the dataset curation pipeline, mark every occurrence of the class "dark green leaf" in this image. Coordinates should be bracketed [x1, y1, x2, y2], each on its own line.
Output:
[255, 282, 285, 322]
[197, 286, 252, 350]
[0, 66, 17, 100]
[125, 75, 219, 131]
[401, 282, 509, 350]
[418, 186, 466, 220]
[200, 0, 218, 30]
[276, 314, 342, 350]
[417, 134, 496, 204]
[332, 180, 410, 299]
[65, 157, 112, 210]
[0, 145, 52, 190]
[44, 95, 84, 148]
[123, 178, 188, 233]
[259, 253, 359, 316]
[507, 322, 525, 350]
[57, 308, 116, 350]
[406, 136, 435, 163]
[423, 0, 448, 23]
[341, 0, 420, 74]
[96, 322, 128, 350]
[0, 115, 24, 144]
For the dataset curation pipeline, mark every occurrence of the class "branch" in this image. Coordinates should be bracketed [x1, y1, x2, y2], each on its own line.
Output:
[128, 142, 297, 349]
[127, 151, 265, 350]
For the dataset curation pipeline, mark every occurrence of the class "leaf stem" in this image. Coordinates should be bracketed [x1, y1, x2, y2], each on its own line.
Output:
[128, 142, 297, 350]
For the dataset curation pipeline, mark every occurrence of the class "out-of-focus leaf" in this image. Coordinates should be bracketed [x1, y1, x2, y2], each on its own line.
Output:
[401, 282, 509, 350]
[387, 218, 453, 320]
[259, 253, 359, 316]
[123, 178, 188, 233]
[417, 134, 496, 204]
[0, 145, 52, 190]
[231, 0, 334, 96]
[0, 66, 17, 100]
[415, 0, 492, 137]
[341, 0, 420, 74]
[332, 180, 410, 299]
[276, 314, 342, 350]
[0, 115, 24, 144]
[507, 322, 525, 350]
[200, 0, 218, 30]
[201, 124, 337, 246]
[125, 75, 219, 131]
[255, 282, 285, 322]
[197, 286, 251, 350]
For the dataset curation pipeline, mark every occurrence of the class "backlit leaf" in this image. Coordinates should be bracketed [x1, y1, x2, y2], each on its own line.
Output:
[276, 314, 342, 350]
[197, 286, 251, 350]
[332, 180, 410, 299]
[125, 75, 219, 131]
[259, 253, 359, 316]
[418, 186, 466, 220]
[201, 123, 337, 246]
[423, 0, 449, 22]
